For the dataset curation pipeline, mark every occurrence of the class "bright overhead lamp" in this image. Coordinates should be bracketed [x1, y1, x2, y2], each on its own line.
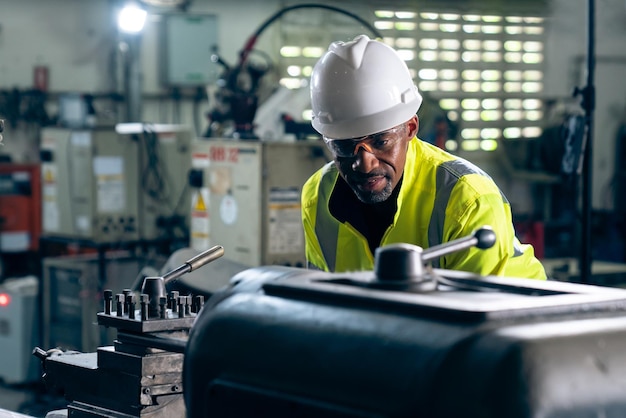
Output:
[118, 3, 148, 34]
[140, 0, 190, 7]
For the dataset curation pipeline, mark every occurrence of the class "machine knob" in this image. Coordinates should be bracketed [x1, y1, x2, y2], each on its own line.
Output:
[373, 226, 496, 291]
[374, 243, 426, 282]
[373, 243, 437, 292]
[474, 227, 497, 249]
[141, 277, 166, 318]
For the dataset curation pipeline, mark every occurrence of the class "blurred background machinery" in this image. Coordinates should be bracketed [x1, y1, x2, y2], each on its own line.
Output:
[0, 163, 41, 279]
[188, 138, 328, 268]
[36, 122, 194, 361]
[40, 124, 192, 246]
[41, 252, 147, 353]
[0, 276, 40, 385]
[40, 127, 140, 243]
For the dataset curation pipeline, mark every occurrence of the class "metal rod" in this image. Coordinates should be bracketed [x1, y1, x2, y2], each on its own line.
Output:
[421, 227, 495, 264]
[162, 245, 225, 284]
[579, 0, 595, 284]
[422, 236, 477, 263]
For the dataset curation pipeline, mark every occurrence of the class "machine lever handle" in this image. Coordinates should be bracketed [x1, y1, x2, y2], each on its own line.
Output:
[162, 245, 225, 284]
[421, 226, 496, 263]
[374, 226, 496, 285]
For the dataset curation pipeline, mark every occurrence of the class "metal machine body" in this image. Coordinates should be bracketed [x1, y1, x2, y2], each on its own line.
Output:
[184, 230, 626, 418]
[38, 318, 189, 417]
[189, 138, 327, 267]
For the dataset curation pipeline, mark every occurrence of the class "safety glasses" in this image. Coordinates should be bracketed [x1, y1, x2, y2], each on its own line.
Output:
[323, 124, 406, 158]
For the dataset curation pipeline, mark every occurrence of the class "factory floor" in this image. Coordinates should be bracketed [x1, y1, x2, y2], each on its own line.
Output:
[0, 381, 66, 417]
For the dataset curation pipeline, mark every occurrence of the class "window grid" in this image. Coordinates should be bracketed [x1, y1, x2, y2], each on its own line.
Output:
[374, 9, 546, 151]
[277, 7, 547, 152]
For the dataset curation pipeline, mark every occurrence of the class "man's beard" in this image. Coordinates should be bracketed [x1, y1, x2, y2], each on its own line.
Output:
[348, 174, 393, 204]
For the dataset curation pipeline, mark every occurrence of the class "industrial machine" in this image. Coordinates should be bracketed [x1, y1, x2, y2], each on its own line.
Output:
[0, 163, 41, 278]
[0, 164, 41, 252]
[118, 123, 193, 243]
[40, 127, 140, 242]
[34, 245, 225, 417]
[40, 124, 192, 244]
[33, 227, 626, 417]
[188, 138, 327, 267]
[204, 4, 381, 140]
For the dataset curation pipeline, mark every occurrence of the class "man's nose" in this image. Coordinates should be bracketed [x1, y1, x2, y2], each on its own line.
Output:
[351, 146, 379, 172]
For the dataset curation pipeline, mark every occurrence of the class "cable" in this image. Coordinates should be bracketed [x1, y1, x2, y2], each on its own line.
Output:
[140, 124, 171, 206]
[235, 3, 383, 82]
[139, 124, 190, 243]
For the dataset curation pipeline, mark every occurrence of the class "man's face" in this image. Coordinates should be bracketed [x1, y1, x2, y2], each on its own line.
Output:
[328, 116, 418, 204]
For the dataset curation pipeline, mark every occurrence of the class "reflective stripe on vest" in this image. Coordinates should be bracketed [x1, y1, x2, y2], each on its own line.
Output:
[428, 159, 521, 268]
[315, 165, 340, 271]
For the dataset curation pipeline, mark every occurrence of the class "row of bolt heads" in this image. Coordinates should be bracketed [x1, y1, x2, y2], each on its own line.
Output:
[102, 289, 205, 321]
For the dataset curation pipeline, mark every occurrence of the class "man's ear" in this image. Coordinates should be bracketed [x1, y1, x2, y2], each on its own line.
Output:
[407, 115, 419, 137]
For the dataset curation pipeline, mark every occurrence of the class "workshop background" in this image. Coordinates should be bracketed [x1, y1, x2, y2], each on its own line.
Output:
[1, 0, 626, 416]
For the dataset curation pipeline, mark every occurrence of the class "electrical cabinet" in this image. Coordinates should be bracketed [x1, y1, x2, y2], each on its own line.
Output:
[0, 164, 41, 253]
[40, 125, 192, 243]
[160, 14, 220, 87]
[117, 123, 193, 242]
[40, 128, 140, 243]
[189, 139, 328, 267]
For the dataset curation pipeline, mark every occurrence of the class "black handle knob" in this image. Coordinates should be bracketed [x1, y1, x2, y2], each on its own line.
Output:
[474, 226, 496, 249]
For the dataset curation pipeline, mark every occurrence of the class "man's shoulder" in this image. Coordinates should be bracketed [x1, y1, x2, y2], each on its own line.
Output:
[302, 161, 338, 207]
[304, 161, 337, 187]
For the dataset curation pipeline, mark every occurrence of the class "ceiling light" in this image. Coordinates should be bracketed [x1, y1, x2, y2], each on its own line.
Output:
[118, 3, 148, 34]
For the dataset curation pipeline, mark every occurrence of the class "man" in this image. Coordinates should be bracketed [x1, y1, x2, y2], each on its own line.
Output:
[301, 34, 546, 280]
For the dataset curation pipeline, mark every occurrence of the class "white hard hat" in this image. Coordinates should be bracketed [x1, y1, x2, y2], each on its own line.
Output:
[310, 34, 423, 139]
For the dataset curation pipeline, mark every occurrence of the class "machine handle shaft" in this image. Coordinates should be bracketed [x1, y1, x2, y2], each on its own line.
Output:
[421, 227, 496, 263]
[162, 245, 225, 284]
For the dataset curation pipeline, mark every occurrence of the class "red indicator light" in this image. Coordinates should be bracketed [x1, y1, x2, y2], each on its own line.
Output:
[0, 293, 10, 307]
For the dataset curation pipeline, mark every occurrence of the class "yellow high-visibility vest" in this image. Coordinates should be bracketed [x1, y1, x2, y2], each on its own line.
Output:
[301, 138, 546, 280]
